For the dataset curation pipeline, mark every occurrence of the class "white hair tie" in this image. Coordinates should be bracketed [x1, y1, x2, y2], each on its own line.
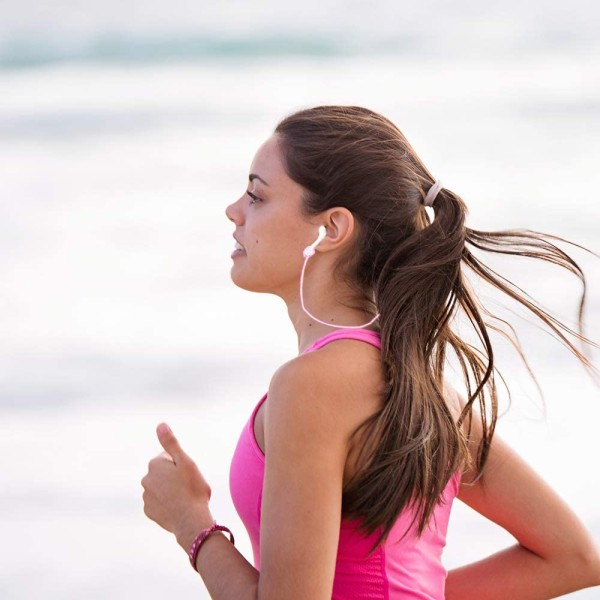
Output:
[424, 179, 443, 207]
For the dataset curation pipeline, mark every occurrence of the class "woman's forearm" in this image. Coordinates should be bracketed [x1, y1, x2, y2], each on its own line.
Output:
[445, 543, 600, 600]
[189, 532, 259, 599]
[175, 518, 259, 600]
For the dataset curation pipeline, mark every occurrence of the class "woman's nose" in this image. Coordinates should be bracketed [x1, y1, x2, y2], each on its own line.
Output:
[225, 203, 235, 223]
[225, 196, 243, 224]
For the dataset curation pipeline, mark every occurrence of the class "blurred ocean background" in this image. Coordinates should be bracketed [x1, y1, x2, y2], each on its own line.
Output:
[1, 1, 600, 598]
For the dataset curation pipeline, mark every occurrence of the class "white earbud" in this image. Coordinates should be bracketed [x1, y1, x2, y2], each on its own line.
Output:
[303, 226, 327, 257]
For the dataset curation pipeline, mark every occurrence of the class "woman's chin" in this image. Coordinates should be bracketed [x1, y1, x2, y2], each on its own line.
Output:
[229, 267, 255, 292]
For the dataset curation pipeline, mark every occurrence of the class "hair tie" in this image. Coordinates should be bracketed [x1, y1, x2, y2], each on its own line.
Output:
[424, 180, 443, 207]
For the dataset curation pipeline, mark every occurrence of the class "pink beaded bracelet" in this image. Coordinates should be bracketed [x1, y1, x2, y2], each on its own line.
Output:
[188, 520, 235, 572]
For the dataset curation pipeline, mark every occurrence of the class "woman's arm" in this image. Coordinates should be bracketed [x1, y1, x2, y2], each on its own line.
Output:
[144, 345, 371, 600]
[444, 384, 600, 599]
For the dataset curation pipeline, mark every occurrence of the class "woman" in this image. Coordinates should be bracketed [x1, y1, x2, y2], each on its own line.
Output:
[141, 105, 600, 599]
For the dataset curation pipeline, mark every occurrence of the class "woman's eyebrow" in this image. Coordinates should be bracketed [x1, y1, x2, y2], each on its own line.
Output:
[249, 173, 269, 186]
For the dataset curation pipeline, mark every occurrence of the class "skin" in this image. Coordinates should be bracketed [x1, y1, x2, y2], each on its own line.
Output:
[141, 134, 600, 599]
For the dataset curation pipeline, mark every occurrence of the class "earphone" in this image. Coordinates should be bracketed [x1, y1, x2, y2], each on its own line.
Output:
[300, 226, 380, 329]
[302, 225, 328, 258]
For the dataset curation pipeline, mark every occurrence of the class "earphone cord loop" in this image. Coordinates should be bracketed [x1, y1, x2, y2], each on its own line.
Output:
[300, 251, 380, 329]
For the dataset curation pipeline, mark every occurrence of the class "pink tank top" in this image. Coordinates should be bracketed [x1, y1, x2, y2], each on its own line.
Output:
[228, 329, 461, 599]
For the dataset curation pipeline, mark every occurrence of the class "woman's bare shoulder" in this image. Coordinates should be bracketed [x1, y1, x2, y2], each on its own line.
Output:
[270, 340, 385, 431]
[292, 338, 384, 397]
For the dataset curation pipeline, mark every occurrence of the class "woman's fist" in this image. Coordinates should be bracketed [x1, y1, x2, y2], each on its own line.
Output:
[141, 423, 213, 541]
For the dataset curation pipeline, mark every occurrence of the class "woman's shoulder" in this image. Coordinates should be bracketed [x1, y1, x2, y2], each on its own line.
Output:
[276, 337, 385, 404]
[266, 343, 464, 484]
[266, 340, 386, 457]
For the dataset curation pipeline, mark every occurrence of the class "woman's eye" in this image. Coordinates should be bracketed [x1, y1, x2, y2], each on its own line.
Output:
[246, 190, 262, 205]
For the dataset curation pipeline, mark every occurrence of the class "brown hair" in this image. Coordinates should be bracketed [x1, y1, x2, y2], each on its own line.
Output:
[274, 105, 600, 554]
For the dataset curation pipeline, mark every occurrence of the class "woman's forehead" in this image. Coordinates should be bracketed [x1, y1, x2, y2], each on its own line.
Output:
[250, 135, 282, 178]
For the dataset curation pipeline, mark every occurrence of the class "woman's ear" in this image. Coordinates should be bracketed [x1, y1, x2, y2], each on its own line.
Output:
[321, 208, 355, 249]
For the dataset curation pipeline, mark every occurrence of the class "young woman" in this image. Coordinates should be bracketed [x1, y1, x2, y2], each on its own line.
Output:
[141, 105, 600, 599]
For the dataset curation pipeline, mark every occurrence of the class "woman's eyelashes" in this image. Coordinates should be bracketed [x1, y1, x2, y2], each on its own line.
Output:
[246, 190, 262, 205]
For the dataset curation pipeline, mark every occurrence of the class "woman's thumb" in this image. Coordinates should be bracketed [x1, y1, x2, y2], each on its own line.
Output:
[156, 423, 186, 464]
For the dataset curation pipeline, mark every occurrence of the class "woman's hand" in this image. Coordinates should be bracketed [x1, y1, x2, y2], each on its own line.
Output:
[141, 423, 215, 550]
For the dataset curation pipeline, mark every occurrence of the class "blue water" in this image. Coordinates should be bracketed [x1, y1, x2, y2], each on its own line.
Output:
[1, 3, 600, 597]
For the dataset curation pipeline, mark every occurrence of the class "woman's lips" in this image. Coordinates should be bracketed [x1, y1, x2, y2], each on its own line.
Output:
[232, 236, 246, 258]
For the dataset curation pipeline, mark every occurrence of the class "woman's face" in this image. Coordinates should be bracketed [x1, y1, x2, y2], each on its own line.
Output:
[225, 134, 317, 298]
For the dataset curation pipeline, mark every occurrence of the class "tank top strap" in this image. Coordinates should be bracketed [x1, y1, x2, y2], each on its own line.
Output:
[301, 328, 381, 354]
